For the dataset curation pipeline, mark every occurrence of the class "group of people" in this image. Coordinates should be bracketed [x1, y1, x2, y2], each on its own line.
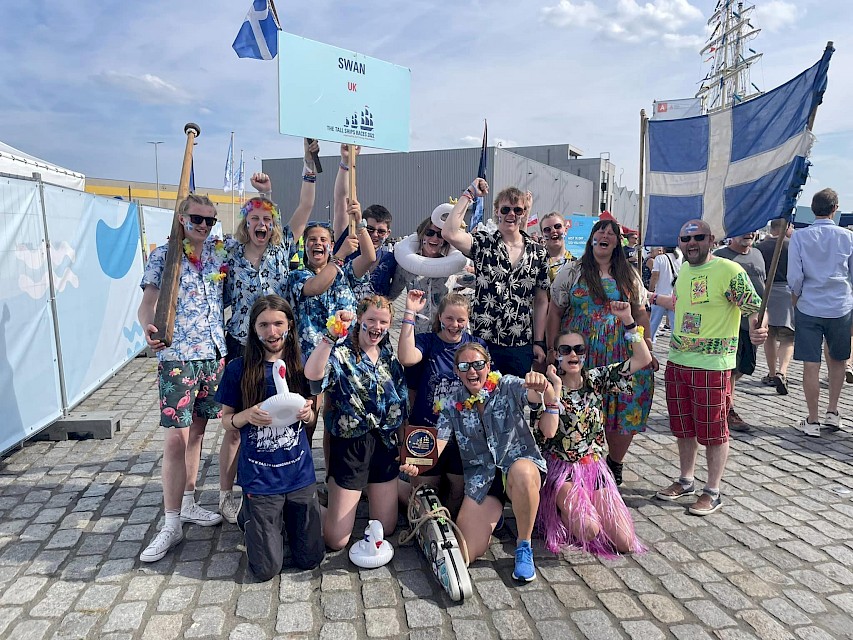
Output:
[137, 139, 851, 585]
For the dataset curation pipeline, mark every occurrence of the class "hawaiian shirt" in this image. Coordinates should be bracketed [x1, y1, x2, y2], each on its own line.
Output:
[348, 244, 401, 302]
[320, 337, 408, 447]
[535, 361, 632, 463]
[289, 262, 366, 359]
[547, 250, 574, 283]
[223, 229, 296, 345]
[469, 230, 549, 347]
[141, 240, 227, 362]
[436, 374, 547, 504]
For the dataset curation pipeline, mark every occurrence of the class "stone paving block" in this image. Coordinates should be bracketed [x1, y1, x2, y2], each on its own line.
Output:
[573, 565, 622, 591]
[321, 570, 352, 592]
[704, 581, 753, 610]
[229, 622, 269, 640]
[622, 620, 666, 640]
[598, 591, 644, 619]
[0, 575, 47, 605]
[45, 528, 82, 550]
[451, 618, 492, 640]
[475, 579, 514, 610]
[29, 580, 84, 617]
[788, 569, 841, 594]
[737, 609, 795, 640]
[321, 591, 357, 620]
[536, 564, 576, 583]
[826, 592, 853, 615]
[279, 570, 317, 602]
[409, 628, 445, 640]
[632, 552, 675, 576]
[236, 589, 272, 620]
[536, 619, 581, 640]
[714, 630, 761, 640]
[660, 573, 703, 599]
[638, 593, 686, 624]
[206, 552, 242, 578]
[0, 606, 23, 635]
[728, 572, 779, 597]
[184, 606, 225, 638]
[669, 624, 715, 640]
[362, 580, 398, 608]
[519, 590, 563, 619]
[54, 612, 100, 639]
[814, 562, 853, 586]
[792, 627, 838, 640]
[405, 598, 443, 628]
[8, 619, 52, 640]
[492, 609, 534, 640]
[613, 568, 657, 593]
[761, 597, 811, 626]
[365, 608, 401, 637]
[102, 601, 148, 632]
[570, 609, 622, 640]
[158, 585, 197, 613]
[198, 579, 235, 605]
[684, 599, 737, 628]
[319, 621, 357, 640]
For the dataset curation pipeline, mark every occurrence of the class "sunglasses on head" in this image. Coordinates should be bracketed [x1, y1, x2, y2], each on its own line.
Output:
[366, 225, 389, 237]
[542, 223, 563, 234]
[457, 360, 487, 372]
[557, 344, 586, 356]
[499, 206, 526, 216]
[188, 214, 217, 227]
[424, 228, 443, 239]
[679, 233, 707, 243]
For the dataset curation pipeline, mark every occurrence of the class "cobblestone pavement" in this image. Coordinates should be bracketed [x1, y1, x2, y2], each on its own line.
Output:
[1, 300, 852, 639]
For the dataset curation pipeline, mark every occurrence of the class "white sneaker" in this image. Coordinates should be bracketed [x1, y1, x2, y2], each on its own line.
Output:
[823, 412, 842, 431]
[219, 491, 242, 525]
[180, 502, 223, 526]
[140, 526, 183, 562]
[795, 418, 821, 438]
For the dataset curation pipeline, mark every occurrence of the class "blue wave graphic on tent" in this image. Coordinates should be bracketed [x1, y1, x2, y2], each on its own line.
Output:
[123, 321, 145, 356]
[96, 203, 139, 279]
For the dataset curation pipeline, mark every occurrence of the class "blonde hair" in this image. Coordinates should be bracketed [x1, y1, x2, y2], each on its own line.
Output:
[235, 196, 284, 246]
[177, 193, 215, 217]
[453, 342, 490, 367]
[350, 295, 394, 363]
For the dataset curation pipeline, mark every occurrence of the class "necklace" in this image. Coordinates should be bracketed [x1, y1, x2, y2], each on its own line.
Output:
[433, 372, 502, 414]
[183, 239, 229, 283]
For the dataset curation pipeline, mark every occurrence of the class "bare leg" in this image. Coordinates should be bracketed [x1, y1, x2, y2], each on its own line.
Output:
[777, 338, 794, 376]
[324, 478, 362, 550]
[676, 437, 699, 479]
[764, 339, 778, 377]
[605, 432, 634, 464]
[556, 481, 600, 542]
[456, 495, 503, 561]
[162, 428, 191, 511]
[826, 356, 846, 414]
[802, 361, 822, 423]
[705, 441, 729, 489]
[591, 489, 635, 553]
[183, 415, 208, 493]
[729, 371, 741, 407]
[366, 479, 399, 535]
[505, 459, 542, 542]
[218, 429, 240, 491]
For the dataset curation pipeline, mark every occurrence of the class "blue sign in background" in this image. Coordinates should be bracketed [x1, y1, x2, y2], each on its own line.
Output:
[564, 214, 597, 258]
[278, 32, 411, 152]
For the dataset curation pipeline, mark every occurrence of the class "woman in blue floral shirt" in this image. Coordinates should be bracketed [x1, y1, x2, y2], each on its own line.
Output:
[304, 297, 408, 551]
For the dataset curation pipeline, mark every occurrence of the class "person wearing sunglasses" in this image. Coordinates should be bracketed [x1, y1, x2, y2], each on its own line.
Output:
[650, 219, 766, 516]
[547, 219, 654, 487]
[539, 212, 575, 283]
[217, 140, 319, 525]
[405, 343, 558, 583]
[441, 178, 550, 378]
[535, 300, 651, 557]
[137, 193, 229, 562]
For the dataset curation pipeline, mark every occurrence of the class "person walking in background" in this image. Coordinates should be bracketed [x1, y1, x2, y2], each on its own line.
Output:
[755, 218, 796, 395]
[788, 188, 853, 436]
[649, 247, 681, 344]
[539, 211, 574, 282]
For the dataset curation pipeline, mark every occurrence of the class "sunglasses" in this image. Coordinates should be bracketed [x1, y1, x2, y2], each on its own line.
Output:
[557, 344, 586, 356]
[306, 221, 331, 229]
[499, 206, 526, 216]
[457, 360, 487, 372]
[366, 225, 389, 237]
[188, 214, 217, 227]
[679, 233, 707, 243]
[424, 228, 443, 239]
[542, 223, 563, 234]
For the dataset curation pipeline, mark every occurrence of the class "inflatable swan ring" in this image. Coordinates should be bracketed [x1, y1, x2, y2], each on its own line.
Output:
[349, 520, 394, 568]
[259, 359, 307, 427]
[394, 203, 468, 278]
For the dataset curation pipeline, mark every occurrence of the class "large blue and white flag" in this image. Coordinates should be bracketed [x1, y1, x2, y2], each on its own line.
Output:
[223, 137, 234, 192]
[644, 46, 832, 246]
[232, 0, 281, 61]
[237, 150, 245, 196]
[470, 121, 488, 229]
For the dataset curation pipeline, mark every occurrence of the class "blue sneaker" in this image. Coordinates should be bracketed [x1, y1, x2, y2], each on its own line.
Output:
[512, 540, 536, 582]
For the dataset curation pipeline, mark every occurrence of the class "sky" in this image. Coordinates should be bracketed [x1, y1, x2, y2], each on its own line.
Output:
[1, 0, 850, 206]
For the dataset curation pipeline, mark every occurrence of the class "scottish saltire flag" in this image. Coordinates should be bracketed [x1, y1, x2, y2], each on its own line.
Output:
[644, 46, 832, 246]
[223, 138, 234, 192]
[232, 0, 281, 60]
[237, 150, 245, 196]
[189, 159, 196, 193]
[470, 121, 488, 229]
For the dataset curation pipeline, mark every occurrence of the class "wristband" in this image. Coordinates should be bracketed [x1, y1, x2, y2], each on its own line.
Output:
[339, 161, 349, 171]
[320, 333, 336, 346]
[402, 319, 416, 327]
[302, 174, 316, 183]
[403, 309, 416, 316]
[650, 293, 657, 305]
[331, 256, 344, 269]
[325, 315, 349, 339]
[543, 409, 560, 415]
[459, 190, 474, 201]
[533, 340, 547, 351]
[623, 322, 637, 331]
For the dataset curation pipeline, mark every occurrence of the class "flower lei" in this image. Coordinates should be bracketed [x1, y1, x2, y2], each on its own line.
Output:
[240, 198, 280, 221]
[433, 371, 502, 413]
[183, 238, 229, 283]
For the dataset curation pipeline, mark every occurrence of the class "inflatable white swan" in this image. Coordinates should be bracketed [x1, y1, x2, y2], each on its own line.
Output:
[394, 203, 469, 278]
[349, 520, 394, 568]
[259, 360, 307, 427]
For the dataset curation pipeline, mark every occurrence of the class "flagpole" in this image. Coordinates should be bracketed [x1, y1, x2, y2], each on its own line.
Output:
[756, 40, 834, 326]
[230, 131, 235, 234]
[348, 144, 358, 237]
[638, 109, 647, 246]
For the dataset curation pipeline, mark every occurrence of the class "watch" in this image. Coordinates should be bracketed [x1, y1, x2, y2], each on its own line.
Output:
[356, 220, 368, 231]
[623, 322, 637, 331]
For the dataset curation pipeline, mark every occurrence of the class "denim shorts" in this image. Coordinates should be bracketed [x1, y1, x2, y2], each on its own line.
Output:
[793, 309, 852, 363]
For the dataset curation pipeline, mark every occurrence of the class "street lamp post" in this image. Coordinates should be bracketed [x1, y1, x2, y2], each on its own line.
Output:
[147, 141, 163, 207]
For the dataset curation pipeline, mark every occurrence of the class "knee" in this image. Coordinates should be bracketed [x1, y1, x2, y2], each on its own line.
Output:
[579, 519, 600, 542]
[324, 531, 350, 552]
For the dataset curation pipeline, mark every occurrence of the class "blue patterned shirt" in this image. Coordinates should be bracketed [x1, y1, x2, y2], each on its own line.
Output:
[289, 262, 366, 359]
[436, 374, 547, 504]
[141, 240, 227, 362]
[320, 338, 408, 447]
[348, 244, 400, 301]
[223, 230, 295, 345]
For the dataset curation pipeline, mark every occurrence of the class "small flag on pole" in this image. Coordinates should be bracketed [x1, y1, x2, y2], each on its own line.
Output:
[237, 150, 245, 196]
[233, 0, 281, 60]
[470, 120, 488, 230]
[223, 136, 234, 192]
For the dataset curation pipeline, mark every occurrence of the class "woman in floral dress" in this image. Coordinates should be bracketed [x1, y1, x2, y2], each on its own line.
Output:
[546, 219, 655, 485]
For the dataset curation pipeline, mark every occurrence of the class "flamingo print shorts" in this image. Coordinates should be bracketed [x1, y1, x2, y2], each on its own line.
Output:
[157, 359, 224, 428]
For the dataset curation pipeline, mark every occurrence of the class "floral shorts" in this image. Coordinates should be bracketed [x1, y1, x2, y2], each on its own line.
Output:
[157, 359, 224, 428]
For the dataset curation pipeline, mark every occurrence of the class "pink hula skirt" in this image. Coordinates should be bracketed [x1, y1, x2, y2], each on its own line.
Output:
[537, 452, 645, 558]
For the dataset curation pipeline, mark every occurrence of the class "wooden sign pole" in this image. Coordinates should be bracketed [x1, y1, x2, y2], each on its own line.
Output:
[152, 122, 201, 346]
[348, 143, 358, 237]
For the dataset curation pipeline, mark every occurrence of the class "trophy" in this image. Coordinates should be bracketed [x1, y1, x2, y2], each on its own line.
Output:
[402, 426, 439, 467]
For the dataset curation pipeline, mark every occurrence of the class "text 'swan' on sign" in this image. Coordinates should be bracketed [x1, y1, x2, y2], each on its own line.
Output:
[278, 32, 411, 152]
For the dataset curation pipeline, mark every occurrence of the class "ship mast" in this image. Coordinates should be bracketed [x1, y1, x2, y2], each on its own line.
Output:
[696, 0, 763, 113]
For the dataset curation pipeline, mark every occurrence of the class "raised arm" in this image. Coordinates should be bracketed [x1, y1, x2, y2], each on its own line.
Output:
[301, 235, 359, 298]
[305, 309, 352, 383]
[349, 199, 376, 277]
[398, 290, 426, 366]
[611, 301, 652, 373]
[333, 144, 360, 240]
[288, 139, 319, 240]
[443, 178, 487, 257]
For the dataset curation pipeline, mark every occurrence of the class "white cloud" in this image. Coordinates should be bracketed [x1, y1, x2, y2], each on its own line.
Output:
[541, 0, 704, 48]
[753, 1, 802, 32]
[494, 138, 519, 148]
[459, 135, 482, 146]
[95, 71, 192, 105]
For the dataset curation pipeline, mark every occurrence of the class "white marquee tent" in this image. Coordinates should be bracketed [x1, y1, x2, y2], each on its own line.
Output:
[0, 140, 85, 190]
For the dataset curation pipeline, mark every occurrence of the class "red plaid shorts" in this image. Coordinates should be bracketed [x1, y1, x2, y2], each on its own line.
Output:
[664, 362, 731, 446]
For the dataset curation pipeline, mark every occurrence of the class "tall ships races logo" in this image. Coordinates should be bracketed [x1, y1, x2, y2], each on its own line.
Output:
[327, 56, 376, 141]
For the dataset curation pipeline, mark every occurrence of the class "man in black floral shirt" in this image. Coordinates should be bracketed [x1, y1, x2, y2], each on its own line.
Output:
[443, 178, 550, 376]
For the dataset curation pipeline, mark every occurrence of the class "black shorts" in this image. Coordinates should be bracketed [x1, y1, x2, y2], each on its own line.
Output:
[735, 328, 757, 376]
[328, 431, 399, 491]
[486, 470, 507, 506]
[422, 435, 464, 477]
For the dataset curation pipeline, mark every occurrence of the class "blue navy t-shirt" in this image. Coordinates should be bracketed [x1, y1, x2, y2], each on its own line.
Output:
[215, 358, 315, 495]
[409, 333, 485, 428]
